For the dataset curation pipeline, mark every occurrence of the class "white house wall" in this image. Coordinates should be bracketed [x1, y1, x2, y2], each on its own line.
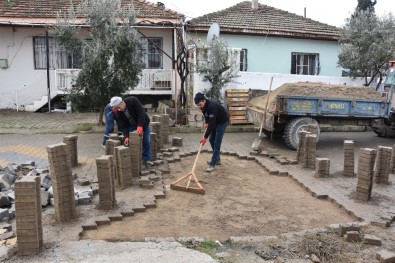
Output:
[0, 26, 177, 109]
[0, 26, 57, 109]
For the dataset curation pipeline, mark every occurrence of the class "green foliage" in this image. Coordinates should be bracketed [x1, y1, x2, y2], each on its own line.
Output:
[338, 10, 395, 89]
[356, 0, 376, 12]
[198, 38, 239, 102]
[52, 0, 143, 115]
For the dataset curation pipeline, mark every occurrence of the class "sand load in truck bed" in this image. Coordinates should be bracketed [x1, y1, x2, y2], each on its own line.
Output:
[248, 82, 385, 113]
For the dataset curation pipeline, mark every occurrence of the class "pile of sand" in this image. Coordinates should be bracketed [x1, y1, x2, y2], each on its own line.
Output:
[248, 82, 384, 112]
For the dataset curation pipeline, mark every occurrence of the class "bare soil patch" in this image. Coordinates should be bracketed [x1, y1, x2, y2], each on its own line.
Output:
[83, 154, 354, 241]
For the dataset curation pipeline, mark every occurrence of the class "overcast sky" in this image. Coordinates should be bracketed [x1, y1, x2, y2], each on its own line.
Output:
[160, 0, 394, 27]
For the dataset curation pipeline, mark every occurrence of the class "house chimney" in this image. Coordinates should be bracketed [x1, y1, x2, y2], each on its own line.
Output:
[252, 0, 258, 11]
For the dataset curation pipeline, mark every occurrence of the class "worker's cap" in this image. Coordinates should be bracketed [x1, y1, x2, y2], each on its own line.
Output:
[194, 92, 206, 104]
[110, 96, 122, 108]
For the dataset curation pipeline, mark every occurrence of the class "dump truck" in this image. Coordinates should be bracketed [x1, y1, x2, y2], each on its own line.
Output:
[246, 68, 395, 150]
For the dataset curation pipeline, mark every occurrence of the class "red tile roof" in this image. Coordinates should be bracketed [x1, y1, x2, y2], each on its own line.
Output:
[0, 0, 182, 21]
[187, 1, 340, 41]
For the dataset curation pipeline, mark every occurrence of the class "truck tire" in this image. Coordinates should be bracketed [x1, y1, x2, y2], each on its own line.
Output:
[283, 117, 320, 150]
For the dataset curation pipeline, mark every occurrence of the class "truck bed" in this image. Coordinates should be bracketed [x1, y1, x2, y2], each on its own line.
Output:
[276, 95, 389, 118]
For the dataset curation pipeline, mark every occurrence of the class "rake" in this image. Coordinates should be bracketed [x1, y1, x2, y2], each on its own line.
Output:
[170, 142, 205, 194]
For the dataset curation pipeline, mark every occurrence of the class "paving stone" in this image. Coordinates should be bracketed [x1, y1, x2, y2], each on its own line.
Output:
[108, 214, 123, 221]
[120, 207, 135, 217]
[343, 231, 361, 242]
[363, 234, 382, 246]
[95, 217, 111, 226]
[81, 221, 97, 230]
[376, 250, 395, 263]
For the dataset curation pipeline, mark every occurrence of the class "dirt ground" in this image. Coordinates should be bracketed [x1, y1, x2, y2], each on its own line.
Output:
[83, 153, 354, 241]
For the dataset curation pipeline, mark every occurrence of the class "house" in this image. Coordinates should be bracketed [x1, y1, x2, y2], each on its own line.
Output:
[0, 0, 184, 111]
[186, 0, 364, 94]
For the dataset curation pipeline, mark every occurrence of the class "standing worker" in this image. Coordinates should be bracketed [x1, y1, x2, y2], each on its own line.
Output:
[110, 96, 151, 162]
[194, 92, 228, 172]
[102, 103, 122, 148]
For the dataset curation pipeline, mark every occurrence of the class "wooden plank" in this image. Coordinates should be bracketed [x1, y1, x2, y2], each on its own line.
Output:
[226, 89, 250, 94]
[229, 119, 250, 125]
[226, 93, 250, 98]
[227, 102, 249, 107]
[228, 106, 246, 111]
[230, 116, 248, 120]
[228, 110, 246, 116]
[226, 97, 249, 103]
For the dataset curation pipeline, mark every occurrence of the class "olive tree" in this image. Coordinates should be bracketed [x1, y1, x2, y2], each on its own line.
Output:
[338, 10, 395, 89]
[53, 0, 143, 123]
[198, 38, 239, 102]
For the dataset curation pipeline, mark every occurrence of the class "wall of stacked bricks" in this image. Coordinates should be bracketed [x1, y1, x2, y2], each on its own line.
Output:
[46, 143, 76, 222]
[129, 131, 141, 177]
[115, 145, 133, 188]
[150, 122, 162, 153]
[356, 148, 377, 202]
[63, 135, 78, 167]
[172, 137, 183, 147]
[151, 115, 164, 149]
[15, 176, 43, 256]
[96, 155, 116, 210]
[374, 146, 392, 184]
[105, 139, 121, 156]
[160, 114, 170, 145]
[343, 140, 355, 177]
[150, 132, 158, 161]
[315, 158, 330, 178]
[390, 144, 395, 174]
[306, 123, 318, 135]
[303, 134, 317, 169]
[296, 131, 309, 163]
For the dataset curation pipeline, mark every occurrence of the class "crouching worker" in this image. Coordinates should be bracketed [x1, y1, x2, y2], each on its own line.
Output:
[110, 96, 151, 162]
[194, 92, 228, 172]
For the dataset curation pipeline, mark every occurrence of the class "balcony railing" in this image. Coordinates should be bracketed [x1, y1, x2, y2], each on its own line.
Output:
[55, 69, 174, 93]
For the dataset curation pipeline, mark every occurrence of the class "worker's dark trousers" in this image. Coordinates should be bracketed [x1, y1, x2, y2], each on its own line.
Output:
[209, 122, 228, 166]
[103, 104, 122, 145]
[127, 124, 151, 161]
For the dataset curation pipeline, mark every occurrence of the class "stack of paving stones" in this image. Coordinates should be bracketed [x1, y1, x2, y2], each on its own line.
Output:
[390, 144, 395, 174]
[355, 148, 377, 202]
[306, 123, 318, 135]
[105, 139, 121, 155]
[303, 134, 317, 169]
[96, 156, 116, 210]
[150, 132, 158, 161]
[63, 135, 78, 167]
[129, 131, 142, 177]
[150, 122, 162, 152]
[374, 146, 392, 184]
[46, 143, 76, 222]
[151, 116, 164, 149]
[15, 176, 43, 256]
[115, 146, 133, 188]
[296, 131, 310, 163]
[314, 158, 330, 178]
[172, 137, 183, 147]
[161, 114, 170, 145]
[343, 140, 355, 177]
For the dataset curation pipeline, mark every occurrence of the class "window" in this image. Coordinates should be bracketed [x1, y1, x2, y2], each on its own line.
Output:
[240, 49, 248, 71]
[139, 37, 163, 69]
[291, 52, 320, 75]
[33, 37, 81, 69]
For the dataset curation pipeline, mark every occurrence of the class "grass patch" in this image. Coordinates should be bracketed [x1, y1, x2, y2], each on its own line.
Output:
[72, 123, 94, 133]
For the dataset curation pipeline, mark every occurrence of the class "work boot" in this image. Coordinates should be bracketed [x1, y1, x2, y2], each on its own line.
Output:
[206, 165, 215, 172]
[207, 159, 221, 165]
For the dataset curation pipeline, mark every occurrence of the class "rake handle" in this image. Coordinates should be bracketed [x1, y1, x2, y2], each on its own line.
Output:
[191, 142, 203, 173]
[259, 76, 274, 137]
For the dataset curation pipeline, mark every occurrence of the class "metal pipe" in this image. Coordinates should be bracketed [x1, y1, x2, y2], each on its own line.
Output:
[45, 28, 51, 113]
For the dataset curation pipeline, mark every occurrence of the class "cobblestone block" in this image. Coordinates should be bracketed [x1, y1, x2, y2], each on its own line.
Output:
[363, 234, 382, 246]
[376, 250, 395, 263]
